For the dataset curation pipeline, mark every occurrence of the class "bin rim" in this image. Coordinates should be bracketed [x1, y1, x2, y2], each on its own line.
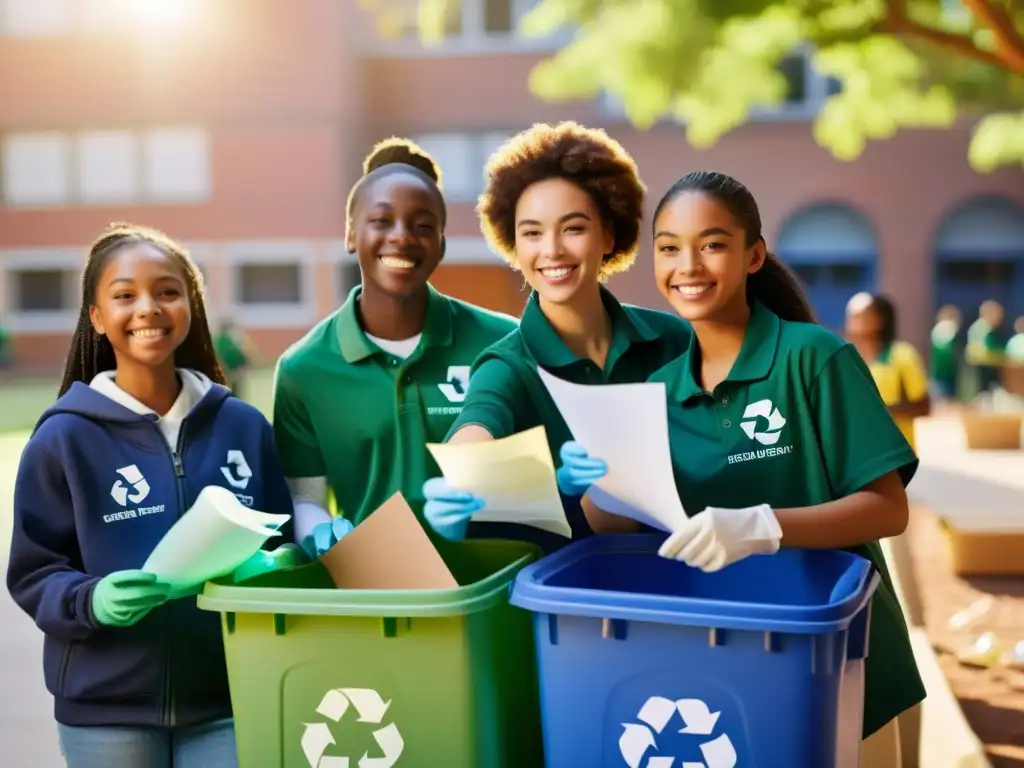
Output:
[196, 539, 540, 618]
[509, 534, 880, 635]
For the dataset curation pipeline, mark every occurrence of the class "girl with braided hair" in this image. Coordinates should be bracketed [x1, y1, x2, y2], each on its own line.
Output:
[7, 223, 295, 767]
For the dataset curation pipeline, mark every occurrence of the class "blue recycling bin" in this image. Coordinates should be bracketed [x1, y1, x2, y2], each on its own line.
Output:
[509, 534, 880, 768]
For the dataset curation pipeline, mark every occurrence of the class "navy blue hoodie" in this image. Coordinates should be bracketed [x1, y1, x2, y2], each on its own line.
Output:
[6, 381, 293, 728]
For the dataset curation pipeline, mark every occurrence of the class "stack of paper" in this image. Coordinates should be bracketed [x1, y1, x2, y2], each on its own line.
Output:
[427, 426, 572, 538]
[143, 485, 291, 591]
[537, 367, 689, 533]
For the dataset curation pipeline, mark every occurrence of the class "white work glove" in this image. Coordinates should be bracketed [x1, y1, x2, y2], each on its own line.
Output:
[658, 504, 782, 572]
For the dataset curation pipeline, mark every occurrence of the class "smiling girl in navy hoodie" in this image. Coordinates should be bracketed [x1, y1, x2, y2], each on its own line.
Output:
[6, 223, 294, 768]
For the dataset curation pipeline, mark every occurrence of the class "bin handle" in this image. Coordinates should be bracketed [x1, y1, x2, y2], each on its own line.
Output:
[828, 557, 873, 606]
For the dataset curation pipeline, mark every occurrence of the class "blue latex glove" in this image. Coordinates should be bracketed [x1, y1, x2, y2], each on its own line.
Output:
[300, 516, 355, 560]
[556, 441, 608, 497]
[422, 477, 485, 542]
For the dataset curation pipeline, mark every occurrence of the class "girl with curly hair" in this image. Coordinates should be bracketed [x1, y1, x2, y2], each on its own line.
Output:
[421, 121, 692, 551]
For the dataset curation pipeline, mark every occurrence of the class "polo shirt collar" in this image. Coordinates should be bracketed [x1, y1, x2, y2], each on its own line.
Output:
[337, 283, 453, 363]
[671, 300, 782, 401]
[520, 284, 659, 368]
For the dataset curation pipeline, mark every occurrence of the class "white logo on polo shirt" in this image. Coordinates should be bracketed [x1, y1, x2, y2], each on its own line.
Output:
[740, 399, 786, 445]
[438, 366, 471, 403]
[728, 399, 794, 465]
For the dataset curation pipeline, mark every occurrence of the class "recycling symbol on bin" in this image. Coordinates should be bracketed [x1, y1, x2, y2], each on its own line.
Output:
[620, 696, 737, 768]
[301, 688, 404, 767]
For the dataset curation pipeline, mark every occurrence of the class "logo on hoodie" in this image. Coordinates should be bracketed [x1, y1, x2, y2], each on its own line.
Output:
[221, 450, 252, 490]
[111, 465, 150, 506]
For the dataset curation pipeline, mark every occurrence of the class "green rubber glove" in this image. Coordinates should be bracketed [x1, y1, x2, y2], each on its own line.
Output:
[232, 544, 309, 584]
[91, 570, 171, 628]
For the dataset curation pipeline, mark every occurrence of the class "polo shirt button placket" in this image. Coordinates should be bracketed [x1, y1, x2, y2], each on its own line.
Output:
[723, 419, 732, 428]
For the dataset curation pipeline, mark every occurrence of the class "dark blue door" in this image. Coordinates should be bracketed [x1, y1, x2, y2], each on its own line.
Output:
[934, 255, 1024, 329]
[788, 261, 874, 334]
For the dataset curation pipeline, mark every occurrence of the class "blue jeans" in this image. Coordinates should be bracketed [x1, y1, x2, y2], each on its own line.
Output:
[58, 718, 237, 768]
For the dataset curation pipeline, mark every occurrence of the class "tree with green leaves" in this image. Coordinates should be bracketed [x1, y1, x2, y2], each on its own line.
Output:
[384, 0, 1024, 171]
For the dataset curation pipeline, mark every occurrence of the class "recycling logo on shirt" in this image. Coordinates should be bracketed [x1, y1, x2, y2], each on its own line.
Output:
[220, 449, 253, 490]
[619, 696, 737, 768]
[437, 365, 471, 403]
[301, 688, 404, 767]
[740, 399, 786, 446]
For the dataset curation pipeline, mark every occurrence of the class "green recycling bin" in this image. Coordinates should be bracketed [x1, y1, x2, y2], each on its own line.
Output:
[197, 539, 542, 768]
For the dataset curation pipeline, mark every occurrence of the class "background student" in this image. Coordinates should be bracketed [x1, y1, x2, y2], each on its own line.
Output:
[272, 138, 518, 558]
[845, 292, 931, 450]
[6, 223, 294, 768]
[420, 121, 692, 550]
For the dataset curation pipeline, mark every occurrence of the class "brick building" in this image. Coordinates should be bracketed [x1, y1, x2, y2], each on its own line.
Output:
[0, 0, 1022, 372]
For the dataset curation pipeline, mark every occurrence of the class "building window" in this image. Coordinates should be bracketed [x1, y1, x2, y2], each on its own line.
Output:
[76, 130, 139, 203]
[10, 268, 76, 312]
[2, 133, 71, 207]
[370, 0, 560, 54]
[143, 127, 211, 203]
[413, 131, 510, 202]
[1, 0, 73, 37]
[483, 0, 513, 33]
[778, 54, 808, 105]
[1, 127, 209, 207]
[236, 263, 302, 306]
[939, 260, 1015, 285]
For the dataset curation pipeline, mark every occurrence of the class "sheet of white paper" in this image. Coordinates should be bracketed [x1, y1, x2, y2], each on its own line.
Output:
[427, 426, 572, 538]
[537, 367, 688, 532]
[143, 485, 290, 590]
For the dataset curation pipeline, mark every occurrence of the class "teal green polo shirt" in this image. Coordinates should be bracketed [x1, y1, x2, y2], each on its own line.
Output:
[447, 286, 692, 537]
[273, 284, 517, 524]
[649, 300, 925, 737]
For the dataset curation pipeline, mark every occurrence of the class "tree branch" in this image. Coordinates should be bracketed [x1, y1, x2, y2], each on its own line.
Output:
[960, 0, 1024, 72]
[881, 0, 1022, 73]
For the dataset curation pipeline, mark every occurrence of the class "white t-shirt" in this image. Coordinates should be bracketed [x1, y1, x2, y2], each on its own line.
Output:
[365, 333, 421, 360]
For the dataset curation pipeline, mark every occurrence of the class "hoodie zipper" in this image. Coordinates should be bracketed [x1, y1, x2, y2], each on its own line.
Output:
[161, 422, 188, 729]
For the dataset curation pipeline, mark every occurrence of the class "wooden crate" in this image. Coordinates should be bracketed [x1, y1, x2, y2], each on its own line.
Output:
[961, 410, 1023, 450]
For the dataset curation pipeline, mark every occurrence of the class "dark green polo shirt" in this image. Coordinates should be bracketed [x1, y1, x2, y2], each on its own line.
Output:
[649, 300, 925, 738]
[448, 286, 693, 539]
[273, 284, 517, 524]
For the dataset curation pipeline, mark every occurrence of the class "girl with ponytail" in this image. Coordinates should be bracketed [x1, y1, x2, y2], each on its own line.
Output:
[272, 138, 518, 557]
[571, 171, 924, 766]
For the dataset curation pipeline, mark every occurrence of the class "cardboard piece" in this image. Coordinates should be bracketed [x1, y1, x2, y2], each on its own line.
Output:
[319, 492, 459, 591]
[941, 519, 1024, 576]
[961, 409, 1023, 450]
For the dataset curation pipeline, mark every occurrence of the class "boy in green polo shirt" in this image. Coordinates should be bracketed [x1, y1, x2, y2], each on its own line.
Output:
[272, 138, 517, 558]
[930, 305, 961, 401]
[966, 300, 1006, 394]
[420, 121, 692, 551]
[570, 171, 923, 766]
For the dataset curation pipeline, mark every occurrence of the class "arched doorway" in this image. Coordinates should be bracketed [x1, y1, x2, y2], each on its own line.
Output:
[776, 203, 877, 332]
[933, 196, 1024, 329]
